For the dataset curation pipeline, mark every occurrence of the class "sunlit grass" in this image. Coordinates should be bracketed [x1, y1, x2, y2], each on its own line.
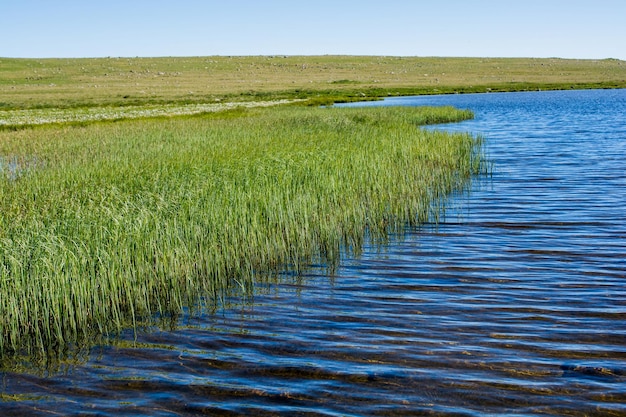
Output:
[1, 56, 624, 110]
[0, 105, 483, 357]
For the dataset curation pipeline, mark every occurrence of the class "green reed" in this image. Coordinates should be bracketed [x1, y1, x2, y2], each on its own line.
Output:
[0, 105, 483, 357]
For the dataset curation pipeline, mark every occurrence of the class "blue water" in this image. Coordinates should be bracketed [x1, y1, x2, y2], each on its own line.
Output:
[2, 89, 625, 416]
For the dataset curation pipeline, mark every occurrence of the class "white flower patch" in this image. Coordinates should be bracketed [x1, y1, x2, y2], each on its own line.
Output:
[0, 99, 302, 127]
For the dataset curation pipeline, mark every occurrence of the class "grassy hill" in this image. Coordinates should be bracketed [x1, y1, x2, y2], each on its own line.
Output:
[1, 56, 625, 109]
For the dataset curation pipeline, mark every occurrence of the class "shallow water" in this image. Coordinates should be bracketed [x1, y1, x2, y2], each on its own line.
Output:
[2, 89, 625, 416]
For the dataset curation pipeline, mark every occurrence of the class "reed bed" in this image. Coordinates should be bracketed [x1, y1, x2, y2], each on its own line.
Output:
[0, 105, 483, 357]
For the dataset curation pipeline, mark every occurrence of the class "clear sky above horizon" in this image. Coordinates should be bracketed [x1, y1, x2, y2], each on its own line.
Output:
[2, 0, 625, 60]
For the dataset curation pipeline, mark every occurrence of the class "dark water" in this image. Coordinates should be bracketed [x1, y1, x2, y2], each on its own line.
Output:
[2, 89, 625, 416]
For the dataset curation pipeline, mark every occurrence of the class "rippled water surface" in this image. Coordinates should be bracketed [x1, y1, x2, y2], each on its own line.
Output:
[2, 89, 625, 416]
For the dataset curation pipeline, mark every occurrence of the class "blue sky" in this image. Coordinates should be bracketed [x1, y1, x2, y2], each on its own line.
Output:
[2, 0, 625, 60]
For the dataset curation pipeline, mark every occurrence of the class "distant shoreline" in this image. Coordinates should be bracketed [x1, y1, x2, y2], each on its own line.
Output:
[2, 56, 624, 111]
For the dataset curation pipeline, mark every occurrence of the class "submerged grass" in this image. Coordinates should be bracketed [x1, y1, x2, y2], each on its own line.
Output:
[0, 105, 483, 358]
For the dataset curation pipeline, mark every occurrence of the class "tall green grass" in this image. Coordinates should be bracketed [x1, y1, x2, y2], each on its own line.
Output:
[0, 105, 483, 357]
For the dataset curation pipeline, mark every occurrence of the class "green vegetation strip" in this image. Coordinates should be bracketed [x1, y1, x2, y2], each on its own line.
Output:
[0, 105, 483, 357]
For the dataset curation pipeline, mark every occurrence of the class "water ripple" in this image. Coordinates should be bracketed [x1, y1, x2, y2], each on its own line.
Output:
[2, 89, 625, 416]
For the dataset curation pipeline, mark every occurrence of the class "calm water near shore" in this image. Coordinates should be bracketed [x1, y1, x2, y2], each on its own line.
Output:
[2, 89, 625, 416]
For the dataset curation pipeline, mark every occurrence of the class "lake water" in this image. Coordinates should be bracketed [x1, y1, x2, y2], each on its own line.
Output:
[2, 89, 625, 416]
